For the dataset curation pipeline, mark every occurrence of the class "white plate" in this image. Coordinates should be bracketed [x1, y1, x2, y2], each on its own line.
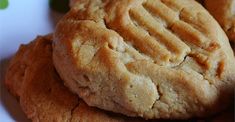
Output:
[0, 1, 63, 121]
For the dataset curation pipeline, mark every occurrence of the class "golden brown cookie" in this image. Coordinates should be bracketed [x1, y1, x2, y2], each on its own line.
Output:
[53, 0, 235, 119]
[204, 0, 235, 42]
[4, 35, 234, 121]
[5, 35, 148, 122]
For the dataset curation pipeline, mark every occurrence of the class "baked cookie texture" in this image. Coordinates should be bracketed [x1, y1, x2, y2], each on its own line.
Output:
[4, 36, 234, 122]
[53, 0, 235, 119]
[5, 35, 149, 122]
[204, 0, 235, 42]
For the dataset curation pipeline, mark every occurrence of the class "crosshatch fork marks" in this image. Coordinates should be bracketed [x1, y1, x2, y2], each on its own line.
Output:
[105, 0, 220, 67]
[104, 0, 225, 74]
[129, 5, 191, 64]
[144, 0, 217, 51]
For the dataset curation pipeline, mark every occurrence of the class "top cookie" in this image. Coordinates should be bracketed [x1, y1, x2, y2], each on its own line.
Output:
[204, 0, 235, 41]
[53, 0, 235, 119]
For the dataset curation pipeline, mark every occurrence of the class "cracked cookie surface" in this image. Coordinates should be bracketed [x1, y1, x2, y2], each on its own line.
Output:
[53, 0, 235, 119]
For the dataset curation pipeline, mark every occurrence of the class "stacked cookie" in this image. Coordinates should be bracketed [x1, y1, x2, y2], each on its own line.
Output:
[204, 0, 235, 42]
[5, 0, 235, 121]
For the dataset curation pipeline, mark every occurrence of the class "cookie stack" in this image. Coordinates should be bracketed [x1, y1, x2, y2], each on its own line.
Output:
[5, 0, 235, 121]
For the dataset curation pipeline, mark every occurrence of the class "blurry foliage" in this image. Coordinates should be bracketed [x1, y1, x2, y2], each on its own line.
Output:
[0, 0, 8, 9]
